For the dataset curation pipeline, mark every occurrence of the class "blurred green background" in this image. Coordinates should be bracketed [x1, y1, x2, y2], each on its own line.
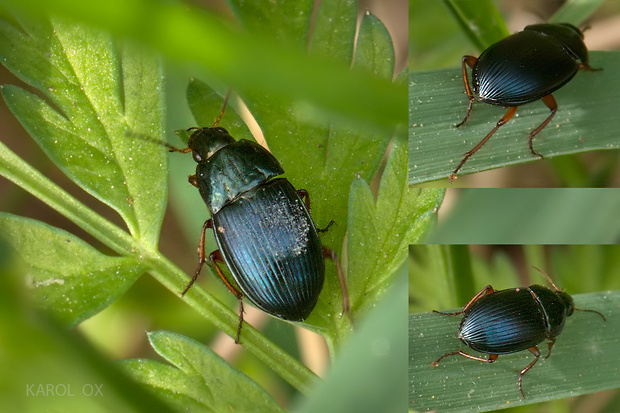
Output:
[428, 188, 620, 244]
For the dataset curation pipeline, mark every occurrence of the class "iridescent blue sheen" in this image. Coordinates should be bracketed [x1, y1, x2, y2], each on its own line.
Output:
[213, 178, 324, 321]
[458, 286, 572, 354]
[473, 29, 581, 106]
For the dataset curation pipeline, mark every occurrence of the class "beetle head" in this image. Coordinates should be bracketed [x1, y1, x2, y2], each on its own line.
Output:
[556, 290, 575, 317]
[187, 127, 236, 163]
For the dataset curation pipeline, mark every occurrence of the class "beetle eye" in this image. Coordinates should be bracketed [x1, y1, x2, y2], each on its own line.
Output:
[193, 151, 202, 162]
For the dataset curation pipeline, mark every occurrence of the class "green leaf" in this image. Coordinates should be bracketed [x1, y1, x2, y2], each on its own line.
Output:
[0, 213, 145, 326]
[179, 7, 406, 351]
[410, 291, 619, 411]
[410, 244, 620, 411]
[410, 245, 479, 313]
[353, 11, 395, 79]
[550, 0, 607, 24]
[0, 10, 317, 395]
[296, 264, 408, 413]
[0, 17, 166, 246]
[441, 0, 509, 51]
[122, 331, 284, 413]
[348, 141, 444, 317]
[309, 0, 357, 62]
[0, 0, 412, 404]
[230, 0, 313, 47]
[410, 1, 474, 72]
[0, 238, 173, 413]
[409, 51, 620, 185]
[3, 0, 402, 131]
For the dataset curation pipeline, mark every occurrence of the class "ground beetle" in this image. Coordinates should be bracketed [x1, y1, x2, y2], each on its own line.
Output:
[169, 93, 349, 343]
[431, 267, 606, 398]
[449, 23, 600, 182]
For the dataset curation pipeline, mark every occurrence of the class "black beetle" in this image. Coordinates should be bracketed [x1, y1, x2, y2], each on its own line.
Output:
[431, 267, 606, 398]
[449, 23, 600, 182]
[170, 95, 349, 343]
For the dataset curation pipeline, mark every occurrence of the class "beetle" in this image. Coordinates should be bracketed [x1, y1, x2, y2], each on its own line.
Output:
[449, 23, 600, 182]
[170, 94, 349, 343]
[431, 267, 606, 398]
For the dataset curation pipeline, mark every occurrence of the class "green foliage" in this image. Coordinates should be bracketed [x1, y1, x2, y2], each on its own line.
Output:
[122, 331, 285, 412]
[441, 0, 509, 51]
[0, 239, 173, 413]
[0, 214, 145, 326]
[0, 17, 167, 245]
[296, 266, 408, 413]
[0, 1, 423, 411]
[4, 0, 403, 131]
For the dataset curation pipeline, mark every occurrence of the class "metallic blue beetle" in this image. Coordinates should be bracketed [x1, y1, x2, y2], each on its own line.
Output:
[432, 270, 605, 398]
[450, 23, 600, 182]
[174, 122, 347, 343]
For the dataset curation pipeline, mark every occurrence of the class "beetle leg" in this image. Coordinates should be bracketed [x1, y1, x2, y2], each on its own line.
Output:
[544, 337, 556, 359]
[449, 106, 518, 182]
[528, 94, 557, 159]
[235, 296, 245, 344]
[431, 351, 459, 366]
[316, 220, 335, 233]
[297, 189, 311, 210]
[208, 249, 245, 343]
[297, 187, 347, 317]
[323, 247, 350, 319]
[518, 346, 541, 399]
[207, 250, 244, 301]
[180, 219, 212, 296]
[461, 285, 497, 312]
[433, 285, 497, 316]
[181, 219, 245, 343]
[432, 350, 498, 366]
[188, 174, 198, 188]
[208, 249, 246, 344]
[296, 188, 335, 232]
[579, 63, 602, 72]
[455, 55, 479, 128]
[297, 188, 334, 232]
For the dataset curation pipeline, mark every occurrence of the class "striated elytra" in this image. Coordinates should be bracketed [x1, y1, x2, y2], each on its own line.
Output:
[431, 269, 605, 399]
[456, 286, 572, 354]
[174, 124, 347, 343]
[193, 126, 325, 321]
[450, 23, 600, 182]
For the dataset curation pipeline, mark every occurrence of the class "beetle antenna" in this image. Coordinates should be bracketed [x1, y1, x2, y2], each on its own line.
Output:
[135, 90, 232, 154]
[124, 130, 189, 153]
[531, 266, 562, 291]
[533, 266, 606, 321]
[212, 90, 231, 128]
[574, 307, 606, 321]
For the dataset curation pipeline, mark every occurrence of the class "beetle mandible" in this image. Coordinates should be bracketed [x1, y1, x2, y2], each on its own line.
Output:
[170, 92, 349, 343]
[431, 267, 606, 398]
[449, 23, 600, 182]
